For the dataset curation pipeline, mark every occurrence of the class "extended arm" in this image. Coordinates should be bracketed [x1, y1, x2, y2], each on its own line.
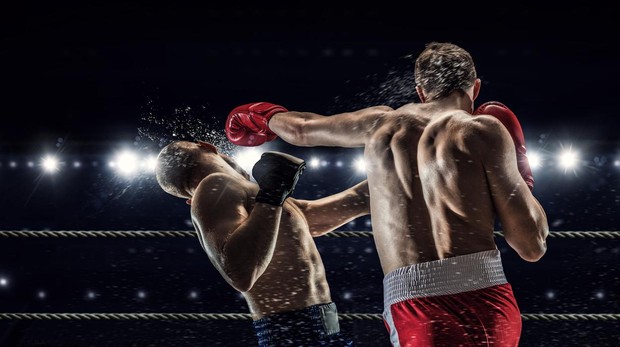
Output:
[295, 180, 370, 236]
[225, 101, 392, 148]
[269, 106, 393, 147]
[476, 117, 549, 262]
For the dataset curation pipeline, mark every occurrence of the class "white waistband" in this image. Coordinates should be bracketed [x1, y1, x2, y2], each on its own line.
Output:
[383, 250, 507, 307]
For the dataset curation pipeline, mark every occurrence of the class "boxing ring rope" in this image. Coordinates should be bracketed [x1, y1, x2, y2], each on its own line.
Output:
[1, 230, 619, 239]
[2, 230, 617, 324]
[0, 313, 618, 321]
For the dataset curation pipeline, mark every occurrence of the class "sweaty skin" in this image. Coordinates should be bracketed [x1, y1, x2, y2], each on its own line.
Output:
[269, 100, 548, 275]
[176, 143, 369, 319]
[419, 110, 548, 262]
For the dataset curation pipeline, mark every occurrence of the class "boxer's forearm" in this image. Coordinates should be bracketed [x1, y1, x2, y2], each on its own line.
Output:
[523, 197, 549, 259]
[298, 180, 370, 236]
[501, 195, 549, 262]
[221, 204, 282, 292]
[269, 112, 351, 147]
[269, 107, 388, 148]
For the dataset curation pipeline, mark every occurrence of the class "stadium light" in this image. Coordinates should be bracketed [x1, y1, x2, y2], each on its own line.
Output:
[528, 152, 541, 169]
[111, 150, 140, 176]
[559, 149, 578, 170]
[143, 155, 158, 172]
[41, 155, 60, 173]
[353, 157, 366, 174]
[309, 157, 321, 169]
[233, 148, 263, 176]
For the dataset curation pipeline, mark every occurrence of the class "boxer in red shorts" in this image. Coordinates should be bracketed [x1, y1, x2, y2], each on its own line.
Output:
[225, 42, 549, 346]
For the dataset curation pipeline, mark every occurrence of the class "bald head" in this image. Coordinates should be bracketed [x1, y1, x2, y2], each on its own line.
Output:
[155, 141, 200, 199]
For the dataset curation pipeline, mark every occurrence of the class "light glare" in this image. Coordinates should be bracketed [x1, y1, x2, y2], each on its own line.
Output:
[309, 157, 320, 168]
[559, 150, 578, 169]
[114, 151, 139, 176]
[143, 155, 158, 172]
[42, 156, 59, 173]
[233, 148, 263, 177]
[528, 152, 541, 169]
[353, 157, 366, 173]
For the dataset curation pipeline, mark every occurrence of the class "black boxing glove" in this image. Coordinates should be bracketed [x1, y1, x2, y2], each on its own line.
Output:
[252, 151, 306, 206]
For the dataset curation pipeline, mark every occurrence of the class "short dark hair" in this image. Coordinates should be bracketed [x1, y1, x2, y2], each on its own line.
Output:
[414, 42, 477, 100]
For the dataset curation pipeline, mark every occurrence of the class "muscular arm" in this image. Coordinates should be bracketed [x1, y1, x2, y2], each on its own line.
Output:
[268, 106, 393, 147]
[295, 180, 370, 236]
[476, 117, 549, 262]
[191, 174, 282, 292]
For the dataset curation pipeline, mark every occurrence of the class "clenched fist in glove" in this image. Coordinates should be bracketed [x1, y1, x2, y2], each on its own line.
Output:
[252, 151, 305, 206]
[225, 102, 288, 147]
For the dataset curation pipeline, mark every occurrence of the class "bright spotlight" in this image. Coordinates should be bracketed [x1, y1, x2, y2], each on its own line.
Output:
[353, 157, 366, 173]
[559, 149, 578, 170]
[309, 157, 320, 168]
[233, 148, 263, 176]
[143, 155, 158, 172]
[41, 155, 60, 173]
[113, 151, 139, 176]
[528, 152, 541, 169]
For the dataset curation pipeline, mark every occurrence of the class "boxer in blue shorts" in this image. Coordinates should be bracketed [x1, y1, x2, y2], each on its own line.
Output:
[155, 140, 368, 346]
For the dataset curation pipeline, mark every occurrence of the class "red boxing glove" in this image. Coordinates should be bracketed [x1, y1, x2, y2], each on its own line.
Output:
[474, 101, 534, 191]
[225, 102, 288, 147]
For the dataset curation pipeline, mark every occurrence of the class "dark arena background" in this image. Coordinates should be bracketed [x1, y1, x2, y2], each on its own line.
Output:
[0, 3, 618, 347]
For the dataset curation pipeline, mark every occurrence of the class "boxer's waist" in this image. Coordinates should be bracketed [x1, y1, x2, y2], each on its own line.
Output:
[383, 249, 507, 307]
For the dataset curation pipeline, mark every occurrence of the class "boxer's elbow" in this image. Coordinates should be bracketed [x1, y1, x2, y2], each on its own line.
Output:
[516, 234, 548, 262]
[222, 258, 259, 292]
[524, 221, 549, 262]
[232, 280, 254, 293]
[519, 243, 547, 262]
[226, 271, 257, 293]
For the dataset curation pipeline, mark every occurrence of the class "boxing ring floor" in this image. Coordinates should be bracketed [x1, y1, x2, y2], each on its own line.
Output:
[0, 230, 618, 347]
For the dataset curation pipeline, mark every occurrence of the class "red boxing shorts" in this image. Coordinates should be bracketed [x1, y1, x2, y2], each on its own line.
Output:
[382, 250, 521, 347]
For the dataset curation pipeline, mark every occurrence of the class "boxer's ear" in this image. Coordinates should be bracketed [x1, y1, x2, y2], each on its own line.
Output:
[415, 85, 427, 103]
[196, 140, 218, 154]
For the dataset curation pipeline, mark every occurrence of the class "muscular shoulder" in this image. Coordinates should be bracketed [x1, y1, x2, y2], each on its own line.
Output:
[455, 114, 513, 156]
[192, 173, 249, 212]
[422, 112, 506, 150]
[467, 115, 511, 144]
